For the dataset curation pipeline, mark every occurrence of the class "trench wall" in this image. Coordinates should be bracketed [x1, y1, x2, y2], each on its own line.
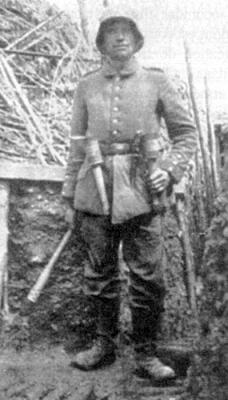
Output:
[2, 180, 197, 348]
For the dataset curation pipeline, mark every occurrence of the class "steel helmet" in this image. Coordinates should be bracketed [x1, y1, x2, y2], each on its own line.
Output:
[96, 6, 144, 53]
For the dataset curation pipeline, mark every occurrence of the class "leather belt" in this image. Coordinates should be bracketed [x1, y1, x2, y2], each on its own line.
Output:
[100, 142, 135, 156]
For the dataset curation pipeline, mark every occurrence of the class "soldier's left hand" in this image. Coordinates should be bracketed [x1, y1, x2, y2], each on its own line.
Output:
[147, 168, 170, 193]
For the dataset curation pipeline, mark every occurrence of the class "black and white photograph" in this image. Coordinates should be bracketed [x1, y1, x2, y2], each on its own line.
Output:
[0, 0, 227, 399]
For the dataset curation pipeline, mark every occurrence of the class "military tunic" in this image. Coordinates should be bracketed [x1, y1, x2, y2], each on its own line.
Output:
[62, 57, 196, 310]
[62, 58, 196, 224]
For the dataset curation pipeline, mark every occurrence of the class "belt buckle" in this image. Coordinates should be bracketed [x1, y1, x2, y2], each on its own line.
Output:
[109, 143, 129, 154]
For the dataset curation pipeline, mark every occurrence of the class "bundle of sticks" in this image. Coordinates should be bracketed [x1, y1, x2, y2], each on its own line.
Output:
[0, 0, 99, 165]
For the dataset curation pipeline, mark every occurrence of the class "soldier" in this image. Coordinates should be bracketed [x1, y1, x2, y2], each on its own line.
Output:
[62, 6, 196, 382]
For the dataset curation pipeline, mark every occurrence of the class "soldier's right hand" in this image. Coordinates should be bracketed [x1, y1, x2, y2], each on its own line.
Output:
[65, 206, 75, 229]
[63, 197, 75, 228]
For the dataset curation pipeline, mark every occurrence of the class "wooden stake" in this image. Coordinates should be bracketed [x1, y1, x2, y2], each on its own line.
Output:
[176, 195, 197, 315]
[194, 153, 207, 234]
[184, 41, 214, 222]
[204, 76, 220, 194]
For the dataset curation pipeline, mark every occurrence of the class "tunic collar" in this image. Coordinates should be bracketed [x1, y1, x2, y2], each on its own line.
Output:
[102, 57, 139, 78]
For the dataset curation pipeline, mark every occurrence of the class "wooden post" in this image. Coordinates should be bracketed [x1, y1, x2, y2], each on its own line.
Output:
[204, 76, 220, 194]
[194, 153, 207, 233]
[176, 198, 197, 314]
[220, 126, 228, 190]
[184, 41, 214, 223]
[174, 179, 197, 315]
[0, 181, 10, 315]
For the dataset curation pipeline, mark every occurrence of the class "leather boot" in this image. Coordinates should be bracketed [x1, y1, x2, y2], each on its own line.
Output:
[70, 298, 119, 370]
[132, 307, 176, 382]
[135, 345, 176, 382]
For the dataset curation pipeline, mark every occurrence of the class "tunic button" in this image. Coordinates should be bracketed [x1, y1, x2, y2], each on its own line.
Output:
[113, 119, 118, 124]
[114, 96, 120, 101]
[113, 130, 118, 135]
[113, 106, 119, 112]
[115, 86, 121, 91]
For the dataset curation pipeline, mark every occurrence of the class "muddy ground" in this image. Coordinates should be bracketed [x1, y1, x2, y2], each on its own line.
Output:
[0, 181, 198, 400]
[0, 343, 190, 400]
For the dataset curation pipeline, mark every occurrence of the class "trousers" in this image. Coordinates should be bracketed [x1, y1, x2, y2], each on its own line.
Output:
[77, 211, 166, 315]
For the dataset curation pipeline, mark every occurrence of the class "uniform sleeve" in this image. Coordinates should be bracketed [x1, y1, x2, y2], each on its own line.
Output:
[157, 72, 197, 183]
[62, 80, 88, 199]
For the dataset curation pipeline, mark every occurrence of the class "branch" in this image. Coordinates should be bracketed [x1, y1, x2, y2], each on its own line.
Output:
[0, 55, 64, 164]
[4, 49, 62, 59]
[5, 12, 63, 51]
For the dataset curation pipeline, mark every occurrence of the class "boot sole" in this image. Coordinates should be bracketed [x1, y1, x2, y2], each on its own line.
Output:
[70, 351, 116, 371]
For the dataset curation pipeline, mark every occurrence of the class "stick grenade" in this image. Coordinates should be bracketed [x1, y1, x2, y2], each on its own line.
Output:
[26, 229, 72, 305]
[86, 139, 109, 215]
[142, 137, 167, 213]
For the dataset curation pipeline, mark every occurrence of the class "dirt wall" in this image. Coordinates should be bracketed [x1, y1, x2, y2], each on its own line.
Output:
[2, 181, 95, 349]
[183, 193, 228, 400]
[1, 180, 197, 352]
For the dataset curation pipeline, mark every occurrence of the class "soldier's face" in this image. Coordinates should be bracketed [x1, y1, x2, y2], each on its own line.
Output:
[102, 19, 137, 61]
